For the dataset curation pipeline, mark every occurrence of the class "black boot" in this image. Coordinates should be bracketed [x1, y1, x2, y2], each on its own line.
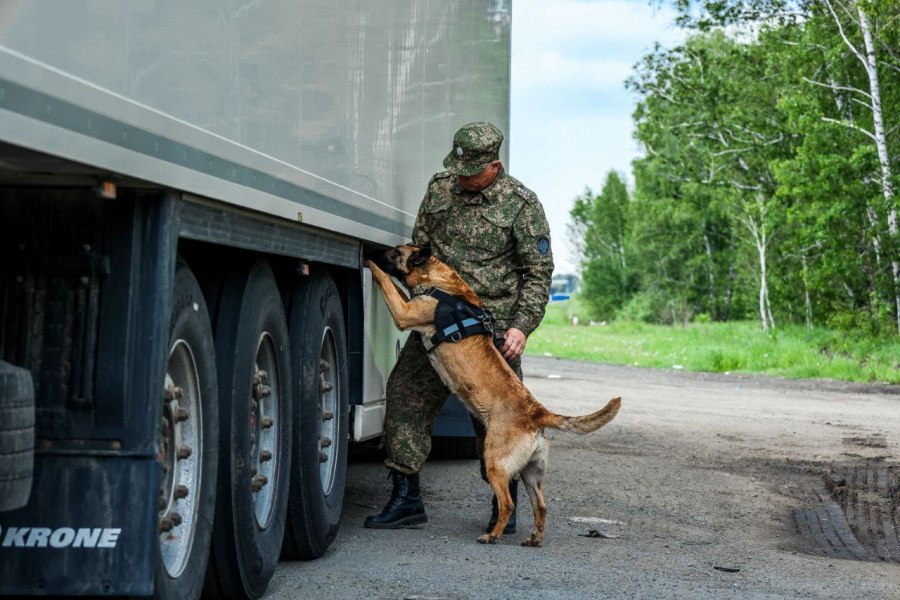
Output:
[485, 479, 518, 534]
[364, 469, 428, 529]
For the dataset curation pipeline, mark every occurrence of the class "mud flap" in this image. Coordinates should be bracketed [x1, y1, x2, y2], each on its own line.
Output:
[431, 394, 478, 459]
[0, 454, 159, 596]
[433, 394, 476, 438]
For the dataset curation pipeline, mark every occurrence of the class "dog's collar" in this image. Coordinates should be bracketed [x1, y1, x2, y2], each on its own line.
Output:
[417, 288, 495, 352]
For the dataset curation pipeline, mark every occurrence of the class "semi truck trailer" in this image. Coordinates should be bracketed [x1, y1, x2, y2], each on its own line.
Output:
[0, 1, 511, 597]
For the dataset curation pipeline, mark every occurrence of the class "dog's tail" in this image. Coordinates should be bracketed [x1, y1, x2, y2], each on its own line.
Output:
[541, 397, 621, 434]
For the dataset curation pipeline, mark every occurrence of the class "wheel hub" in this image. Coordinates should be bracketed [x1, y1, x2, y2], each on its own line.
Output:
[157, 341, 202, 579]
[250, 334, 280, 528]
[318, 328, 339, 495]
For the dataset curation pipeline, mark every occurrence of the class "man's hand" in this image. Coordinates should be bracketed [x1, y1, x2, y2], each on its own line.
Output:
[500, 327, 527, 360]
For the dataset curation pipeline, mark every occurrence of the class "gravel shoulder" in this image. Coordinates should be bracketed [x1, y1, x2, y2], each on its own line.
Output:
[267, 357, 900, 599]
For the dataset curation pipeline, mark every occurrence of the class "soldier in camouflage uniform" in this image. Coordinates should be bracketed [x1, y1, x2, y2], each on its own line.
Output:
[364, 122, 554, 532]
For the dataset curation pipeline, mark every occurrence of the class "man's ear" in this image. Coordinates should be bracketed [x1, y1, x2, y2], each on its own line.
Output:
[409, 244, 432, 267]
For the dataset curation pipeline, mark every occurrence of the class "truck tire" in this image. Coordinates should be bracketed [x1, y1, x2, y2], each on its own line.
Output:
[281, 271, 349, 560]
[206, 261, 292, 600]
[153, 261, 219, 600]
[0, 361, 34, 512]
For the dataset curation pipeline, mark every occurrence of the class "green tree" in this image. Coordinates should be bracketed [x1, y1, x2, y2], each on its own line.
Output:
[628, 31, 796, 330]
[664, 0, 900, 335]
[570, 171, 634, 319]
[577, 1, 900, 334]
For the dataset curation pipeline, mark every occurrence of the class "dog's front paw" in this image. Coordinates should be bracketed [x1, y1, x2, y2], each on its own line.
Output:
[477, 534, 498, 545]
[521, 535, 542, 547]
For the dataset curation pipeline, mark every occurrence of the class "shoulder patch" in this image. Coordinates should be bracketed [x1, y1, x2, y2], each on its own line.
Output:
[513, 185, 537, 203]
[536, 235, 551, 255]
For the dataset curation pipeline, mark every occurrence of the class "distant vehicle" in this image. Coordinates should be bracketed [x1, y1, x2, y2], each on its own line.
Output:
[0, 2, 511, 599]
[551, 273, 579, 298]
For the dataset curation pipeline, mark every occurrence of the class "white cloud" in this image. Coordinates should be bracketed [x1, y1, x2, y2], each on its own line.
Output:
[512, 52, 634, 91]
[514, 0, 683, 48]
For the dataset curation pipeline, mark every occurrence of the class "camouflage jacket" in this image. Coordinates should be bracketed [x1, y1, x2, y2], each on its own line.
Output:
[411, 169, 554, 336]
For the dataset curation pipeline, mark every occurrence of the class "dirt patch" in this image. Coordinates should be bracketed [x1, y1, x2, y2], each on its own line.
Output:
[794, 462, 900, 562]
[841, 434, 889, 448]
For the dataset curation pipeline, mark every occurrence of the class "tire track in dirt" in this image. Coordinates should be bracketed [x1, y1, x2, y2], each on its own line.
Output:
[794, 462, 900, 562]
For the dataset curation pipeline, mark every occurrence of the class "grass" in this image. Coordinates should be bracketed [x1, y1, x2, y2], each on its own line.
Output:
[526, 299, 900, 385]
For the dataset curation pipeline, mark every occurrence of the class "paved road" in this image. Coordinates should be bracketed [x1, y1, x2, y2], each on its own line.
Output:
[267, 357, 900, 599]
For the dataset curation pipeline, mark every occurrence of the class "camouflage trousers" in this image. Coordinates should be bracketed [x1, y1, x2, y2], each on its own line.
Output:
[383, 334, 522, 479]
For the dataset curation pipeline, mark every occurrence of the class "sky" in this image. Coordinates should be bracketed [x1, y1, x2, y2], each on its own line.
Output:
[509, 0, 686, 274]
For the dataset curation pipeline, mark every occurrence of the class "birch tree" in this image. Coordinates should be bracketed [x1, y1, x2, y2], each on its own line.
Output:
[819, 0, 899, 333]
[629, 32, 793, 330]
[666, 0, 900, 333]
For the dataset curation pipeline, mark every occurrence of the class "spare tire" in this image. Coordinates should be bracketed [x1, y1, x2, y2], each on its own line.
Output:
[0, 361, 35, 512]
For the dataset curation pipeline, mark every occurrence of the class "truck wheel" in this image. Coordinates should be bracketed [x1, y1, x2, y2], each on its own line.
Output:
[0, 361, 34, 512]
[153, 261, 219, 600]
[207, 261, 292, 600]
[282, 271, 349, 560]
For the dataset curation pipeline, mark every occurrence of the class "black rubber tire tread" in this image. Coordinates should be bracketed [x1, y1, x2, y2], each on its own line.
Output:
[0, 361, 35, 512]
[430, 436, 478, 460]
[205, 260, 292, 600]
[281, 270, 350, 560]
[151, 261, 219, 600]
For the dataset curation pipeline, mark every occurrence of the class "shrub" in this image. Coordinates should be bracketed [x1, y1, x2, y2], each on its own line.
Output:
[615, 292, 655, 322]
[705, 349, 743, 372]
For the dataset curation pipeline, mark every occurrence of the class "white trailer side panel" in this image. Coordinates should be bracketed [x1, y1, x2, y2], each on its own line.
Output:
[0, 0, 511, 245]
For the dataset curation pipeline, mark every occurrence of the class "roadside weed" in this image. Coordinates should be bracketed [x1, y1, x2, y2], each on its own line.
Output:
[529, 302, 900, 384]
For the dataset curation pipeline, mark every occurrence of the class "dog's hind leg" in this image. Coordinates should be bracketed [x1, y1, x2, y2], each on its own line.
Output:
[519, 435, 549, 547]
[477, 464, 514, 545]
[519, 467, 547, 547]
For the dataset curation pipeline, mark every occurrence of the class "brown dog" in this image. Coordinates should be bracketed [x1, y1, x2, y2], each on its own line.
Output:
[367, 244, 620, 546]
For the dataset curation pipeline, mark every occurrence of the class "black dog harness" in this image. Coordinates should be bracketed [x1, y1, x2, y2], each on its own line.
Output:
[417, 288, 495, 352]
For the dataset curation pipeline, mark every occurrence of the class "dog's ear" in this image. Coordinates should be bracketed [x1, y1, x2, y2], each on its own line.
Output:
[409, 244, 432, 267]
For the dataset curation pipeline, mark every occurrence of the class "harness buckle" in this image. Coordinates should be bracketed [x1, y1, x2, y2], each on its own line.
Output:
[481, 316, 494, 334]
[449, 331, 463, 343]
[480, 309, 495, 334]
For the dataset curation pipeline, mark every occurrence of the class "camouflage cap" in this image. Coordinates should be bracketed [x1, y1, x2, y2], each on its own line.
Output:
[442, 122, 504, 177]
